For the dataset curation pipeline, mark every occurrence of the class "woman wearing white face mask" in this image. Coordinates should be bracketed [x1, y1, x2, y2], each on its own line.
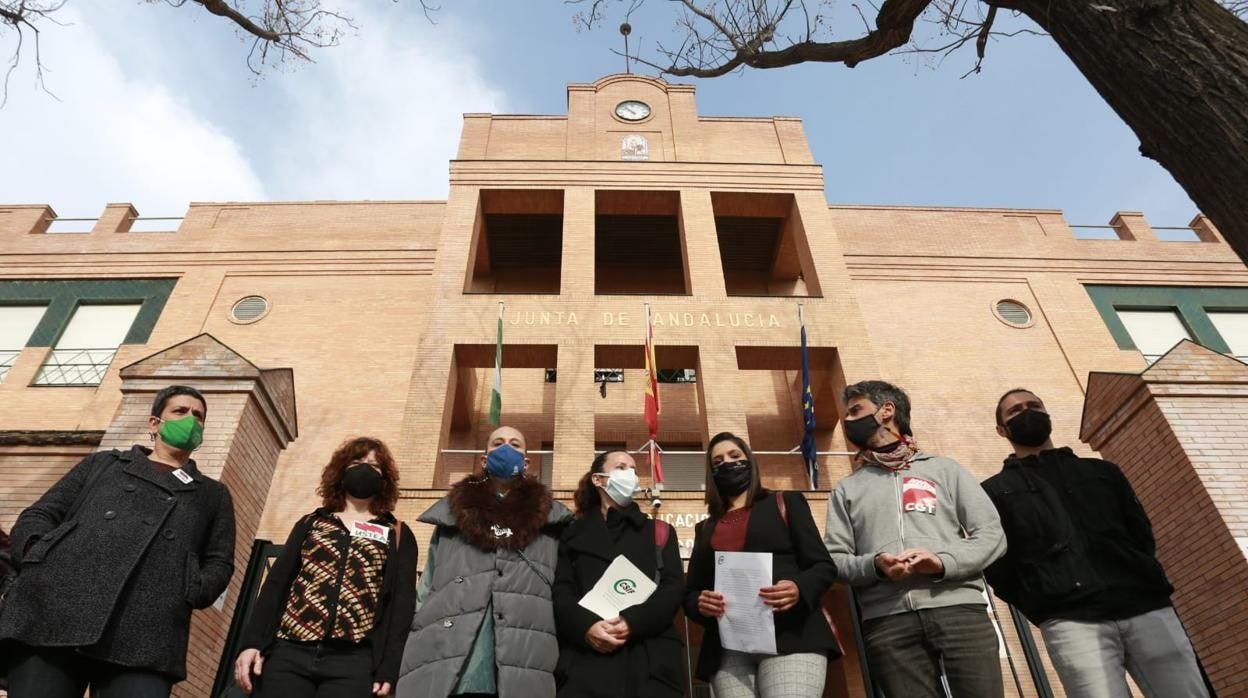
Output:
[551, 450, 686, 698]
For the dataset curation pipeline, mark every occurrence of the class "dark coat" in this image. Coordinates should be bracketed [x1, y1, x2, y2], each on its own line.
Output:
[684, 491, 841, 681]
[982, 447, 1173, 625]
[0, 446, 235, 681]
[552, 504, 685, 698]
[239, 509, 419, 685]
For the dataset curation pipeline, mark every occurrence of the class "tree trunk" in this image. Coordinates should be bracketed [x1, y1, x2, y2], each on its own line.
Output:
[1018, 0, 1248, 256]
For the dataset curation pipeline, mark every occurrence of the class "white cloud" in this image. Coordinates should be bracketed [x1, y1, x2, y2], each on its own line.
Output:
[0, 7, 267, 217]
[265, 3, 508, 201]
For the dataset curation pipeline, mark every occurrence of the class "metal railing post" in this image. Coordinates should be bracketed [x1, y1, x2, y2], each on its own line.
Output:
[212, 540, 281, 698]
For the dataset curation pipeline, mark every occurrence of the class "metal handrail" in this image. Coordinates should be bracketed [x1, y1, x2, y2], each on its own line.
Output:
[0, 349, 19, 382]
[439, 449, 855, 456]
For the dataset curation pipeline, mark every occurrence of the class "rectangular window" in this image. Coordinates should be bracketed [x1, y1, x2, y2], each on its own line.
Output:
[466, 190, 564, 294]
[712, 192, 819, 297]
[34, 304, 142, 385]
[656, 443, 706, 491]
[1117, 309, 1191, 364]
[595, 191, 689, 295]
[0, 306, 47, 382]
[1208, 312, 1248, 361]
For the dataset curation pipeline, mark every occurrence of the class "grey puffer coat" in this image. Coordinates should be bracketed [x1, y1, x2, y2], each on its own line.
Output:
[397, 475, 572, 698]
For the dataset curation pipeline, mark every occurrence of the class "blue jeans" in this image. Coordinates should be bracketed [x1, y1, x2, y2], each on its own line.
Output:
[4, 643, 173, 698]
[861, 603, 1004, 698]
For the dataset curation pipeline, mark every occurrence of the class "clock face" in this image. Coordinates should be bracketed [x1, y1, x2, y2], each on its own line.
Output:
[615, 100, 651, 121]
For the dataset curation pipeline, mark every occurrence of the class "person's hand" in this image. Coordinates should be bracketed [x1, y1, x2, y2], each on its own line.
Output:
[586, 619, 627, 653]
[234, 648, 263, 694]
[759, 580, 801, 612]
[697, 590, 726, 618]
[900, 548, 945, 577]
[604, 617, 631, 642]
[875, 552, 913, 581]
[372, 681, 392, 696]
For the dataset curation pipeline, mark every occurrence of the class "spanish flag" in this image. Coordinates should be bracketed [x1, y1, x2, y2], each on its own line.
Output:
[644, 307, 664, 485]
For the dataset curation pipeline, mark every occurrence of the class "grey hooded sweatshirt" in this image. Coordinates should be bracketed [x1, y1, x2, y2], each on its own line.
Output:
[824, 452, 1006, 621]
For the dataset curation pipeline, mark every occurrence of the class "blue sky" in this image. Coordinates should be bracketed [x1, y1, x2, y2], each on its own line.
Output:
[0, 0, 1196, 228]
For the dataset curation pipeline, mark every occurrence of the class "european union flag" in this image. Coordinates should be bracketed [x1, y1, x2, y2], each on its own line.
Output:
[800, 322, 818, 488]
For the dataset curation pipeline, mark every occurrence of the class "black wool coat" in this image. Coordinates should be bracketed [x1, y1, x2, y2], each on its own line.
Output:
[683, 491, 841, 681]
[552, 504, 686, 698]
[0, 445, 236, 681]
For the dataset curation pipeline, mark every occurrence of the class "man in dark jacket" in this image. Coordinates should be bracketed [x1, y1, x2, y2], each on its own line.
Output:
[0, 385, 236, 698]
[983, 388, 1208, 698]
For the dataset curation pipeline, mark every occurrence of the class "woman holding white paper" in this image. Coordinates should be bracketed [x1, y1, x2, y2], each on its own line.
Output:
[552, 450, 685, 698]
[684, 432, 841, 698]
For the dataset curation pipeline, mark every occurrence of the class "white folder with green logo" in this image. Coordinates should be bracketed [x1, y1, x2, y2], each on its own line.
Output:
[578, 554, 658, 620]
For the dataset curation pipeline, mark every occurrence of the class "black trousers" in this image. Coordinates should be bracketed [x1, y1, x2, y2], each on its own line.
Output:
[254, 639, 373, 698]
[4, 643, 173, 698]
[861, 603, 1005, 698]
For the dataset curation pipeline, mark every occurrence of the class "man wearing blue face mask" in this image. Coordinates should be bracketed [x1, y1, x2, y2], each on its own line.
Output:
[397, 426, 572, 698]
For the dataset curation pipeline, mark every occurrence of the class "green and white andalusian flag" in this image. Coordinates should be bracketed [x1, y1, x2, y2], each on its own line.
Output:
[488, 302, 503, 425]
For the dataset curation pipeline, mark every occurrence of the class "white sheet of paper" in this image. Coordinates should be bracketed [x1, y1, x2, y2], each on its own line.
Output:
[578, 555, 658, 620]
[715, 551, 777, 655]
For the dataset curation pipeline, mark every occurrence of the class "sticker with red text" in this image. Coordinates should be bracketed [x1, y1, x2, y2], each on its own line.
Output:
[902, 476, 938, 515]
[350, 520, 390, 543]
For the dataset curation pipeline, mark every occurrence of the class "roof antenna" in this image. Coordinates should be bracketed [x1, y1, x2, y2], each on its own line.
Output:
[620, 22, 632, 74]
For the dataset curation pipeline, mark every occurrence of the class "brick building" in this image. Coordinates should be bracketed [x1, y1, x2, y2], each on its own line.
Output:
[2, 74, 1246, 697]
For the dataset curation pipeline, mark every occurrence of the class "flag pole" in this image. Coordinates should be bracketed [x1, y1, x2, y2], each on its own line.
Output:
[645, 302, 662, 495]
[799, 302, 814, 490]
[488, 301, 504, 426]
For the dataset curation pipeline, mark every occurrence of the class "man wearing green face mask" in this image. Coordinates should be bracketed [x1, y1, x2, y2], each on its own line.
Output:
[0, 385, 237, 698]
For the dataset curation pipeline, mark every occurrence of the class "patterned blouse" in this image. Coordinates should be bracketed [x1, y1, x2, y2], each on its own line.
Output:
[277, 512, 391, 643]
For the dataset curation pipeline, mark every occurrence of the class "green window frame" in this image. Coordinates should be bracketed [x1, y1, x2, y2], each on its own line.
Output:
[0, 279, 177, 348]
[1084, 285, 1248, 355]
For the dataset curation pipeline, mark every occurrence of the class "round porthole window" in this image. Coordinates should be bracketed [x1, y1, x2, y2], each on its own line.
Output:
[230, 295, 270, 324]
[993, 299, 1033, 328]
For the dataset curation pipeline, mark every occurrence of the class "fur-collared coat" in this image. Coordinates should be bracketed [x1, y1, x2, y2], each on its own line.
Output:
[397, 475, 572, 698]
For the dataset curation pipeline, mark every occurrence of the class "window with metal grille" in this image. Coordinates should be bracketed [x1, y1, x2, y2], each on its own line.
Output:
[994, 300, 1033, 327]
[231, 295, 269, 323]
[657, 368, 696, 383]
[594, 368, 624, 383]
[657, 443, 707, 491]
[34, 304, 141, 385]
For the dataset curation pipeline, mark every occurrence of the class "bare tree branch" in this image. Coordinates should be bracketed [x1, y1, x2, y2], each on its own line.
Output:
[1, 0, 66, 107]
[582, 0, 1051, 78]
[1, 0, 436, 104]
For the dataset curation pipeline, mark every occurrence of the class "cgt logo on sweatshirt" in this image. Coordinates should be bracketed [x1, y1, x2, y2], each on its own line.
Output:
[902, 476, 938, 515]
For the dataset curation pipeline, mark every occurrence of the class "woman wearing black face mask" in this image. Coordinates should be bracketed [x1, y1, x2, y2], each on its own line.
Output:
[233, 437, 417, 698]
[684, 433, 841, 698]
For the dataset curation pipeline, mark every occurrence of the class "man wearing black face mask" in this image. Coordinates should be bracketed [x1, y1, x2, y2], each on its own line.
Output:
[825, 380, 1007, 698]
[983, 389, 1208, 698]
